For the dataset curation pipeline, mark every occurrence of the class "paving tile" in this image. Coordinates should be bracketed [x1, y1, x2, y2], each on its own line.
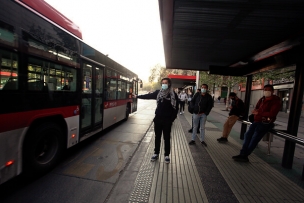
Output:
[182, 109, 304, 203]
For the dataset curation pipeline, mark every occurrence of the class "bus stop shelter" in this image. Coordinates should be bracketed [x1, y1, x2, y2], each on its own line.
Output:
[158, 0, 304, 170]
[167, 75, 196, 89]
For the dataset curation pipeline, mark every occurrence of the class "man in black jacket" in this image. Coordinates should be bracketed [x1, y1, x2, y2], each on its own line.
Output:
[217, 92, 244, 142]
[189, 84, 213, 146]
[132, 78, 178, 163]
[188, 89, 201, 133]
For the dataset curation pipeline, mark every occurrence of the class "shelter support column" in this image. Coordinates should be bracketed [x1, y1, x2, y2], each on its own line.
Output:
[282, 46, 304, 168]
[196, 71, 200, 89]
[240, 75, 252, 140]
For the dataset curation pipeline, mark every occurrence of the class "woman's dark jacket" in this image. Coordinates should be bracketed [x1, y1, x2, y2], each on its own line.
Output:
[137, 90, 179, 122]
[191, 92, 213, 115]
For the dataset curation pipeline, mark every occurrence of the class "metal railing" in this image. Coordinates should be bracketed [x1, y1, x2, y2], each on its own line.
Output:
[240, 120, 304, 179]
[241, 120, 304, 145]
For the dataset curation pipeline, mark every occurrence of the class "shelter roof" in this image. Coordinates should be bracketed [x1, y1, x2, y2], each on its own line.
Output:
[159, 0, 304, 76]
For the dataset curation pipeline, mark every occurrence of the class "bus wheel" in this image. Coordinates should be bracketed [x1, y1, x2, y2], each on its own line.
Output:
[23, 122, 64, 175]
[125, 106, 130, 121]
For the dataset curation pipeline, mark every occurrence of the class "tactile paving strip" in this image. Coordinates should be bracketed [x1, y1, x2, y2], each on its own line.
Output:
[128, 124, 157, 203]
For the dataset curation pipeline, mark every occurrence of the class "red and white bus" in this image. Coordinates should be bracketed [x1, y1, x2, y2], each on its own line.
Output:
[0, 0, 140, 184]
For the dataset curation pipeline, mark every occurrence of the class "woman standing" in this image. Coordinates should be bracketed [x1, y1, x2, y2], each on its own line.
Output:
[132, 78, 178, 163]
[179, 90, 187, 114]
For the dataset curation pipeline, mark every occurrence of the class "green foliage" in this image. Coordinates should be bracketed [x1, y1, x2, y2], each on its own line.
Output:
[253, 67, 295, 84]
[199, 72, 246, 89]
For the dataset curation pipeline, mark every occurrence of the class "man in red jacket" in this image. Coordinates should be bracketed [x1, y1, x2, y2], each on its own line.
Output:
[232, 85, 281, 162]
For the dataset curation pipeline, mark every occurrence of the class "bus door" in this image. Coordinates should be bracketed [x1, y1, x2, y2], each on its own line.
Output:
[94, 66, 103, 127]
[132, 80, 138, 112]
[81, 62, 104, 134]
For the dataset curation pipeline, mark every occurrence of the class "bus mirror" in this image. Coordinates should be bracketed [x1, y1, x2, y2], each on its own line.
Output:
[140, 83, 143, 88]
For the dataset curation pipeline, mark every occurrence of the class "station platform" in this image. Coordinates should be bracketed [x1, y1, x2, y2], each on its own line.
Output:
[1, 101, 304, 203]
[107, 103, 304, 203]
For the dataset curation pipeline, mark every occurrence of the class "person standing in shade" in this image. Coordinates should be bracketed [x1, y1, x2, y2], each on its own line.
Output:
[232, 85, 281, 162]
[132, 78, 178, 164]
[179, 90, 187, 114]
[217, 92, 244, 142]
[189, 84, 214, 146]
[218, 96, 221, 103]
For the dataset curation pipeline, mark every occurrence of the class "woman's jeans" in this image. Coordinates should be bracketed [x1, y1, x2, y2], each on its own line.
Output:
[192, 113, 207, 141]
[240, 122, 274, 157]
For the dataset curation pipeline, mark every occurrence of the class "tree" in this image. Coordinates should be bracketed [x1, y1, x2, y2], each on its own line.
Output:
[148, 64, 196, 85]
[152, 82, 161, 90]
[200, 72, 246, 110]
[253, 66, 295, 84]
[149, 64, 173, 84]
[142, 82, 152, 91]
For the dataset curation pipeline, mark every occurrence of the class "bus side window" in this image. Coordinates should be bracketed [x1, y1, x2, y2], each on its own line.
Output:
[0, 49, 18, 91]
[27, 57, 77, 92]
[121, 81, 126, 99]
[117, 80, 121, 99]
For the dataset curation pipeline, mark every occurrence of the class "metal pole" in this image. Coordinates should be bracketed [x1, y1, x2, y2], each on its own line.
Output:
[196, 71, 200, 89]
[240, 75, 252, 140]
[282, 46, 304, 168]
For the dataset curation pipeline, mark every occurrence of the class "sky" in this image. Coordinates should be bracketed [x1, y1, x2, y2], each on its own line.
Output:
[45, 0, 165, 81]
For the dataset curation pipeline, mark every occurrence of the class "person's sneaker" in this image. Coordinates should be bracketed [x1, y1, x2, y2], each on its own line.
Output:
[151, 154, 159, 161]
[217, 137, 228, 142]
[188, 129, 193, 133]
[232, 155, 249, 162]
[201, 141, 207, 146]
[189, 140, 195, 145]
[180, 112, 182, 115]
[165, 156, 170, 164]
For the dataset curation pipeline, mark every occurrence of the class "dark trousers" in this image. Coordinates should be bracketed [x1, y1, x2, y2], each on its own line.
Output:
[240, 122, 274, 157]
[154, 121, 172, 156]
[180, 101, 185, 112]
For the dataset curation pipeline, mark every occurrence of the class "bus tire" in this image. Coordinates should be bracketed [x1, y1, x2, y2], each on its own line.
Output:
[23, 122, 64, 175]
